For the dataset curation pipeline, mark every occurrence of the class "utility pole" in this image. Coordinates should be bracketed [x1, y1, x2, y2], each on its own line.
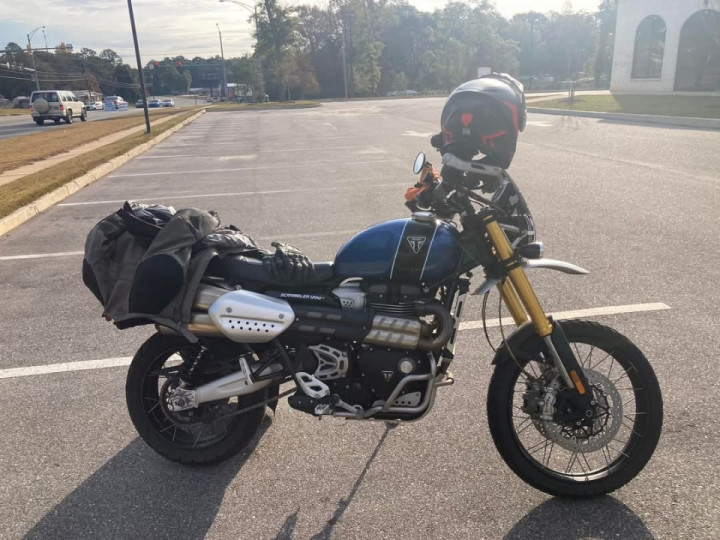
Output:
[26, 26, 44, 91]
[82, 55, 91, 102]
[217, 23, 228, 99]
[218, 0, 264, 99]
[126, 0, 151, 134]
[341, 18, 348, 99]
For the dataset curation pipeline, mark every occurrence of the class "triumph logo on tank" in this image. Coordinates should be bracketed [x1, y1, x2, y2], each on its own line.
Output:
[407, 236, 426, 254]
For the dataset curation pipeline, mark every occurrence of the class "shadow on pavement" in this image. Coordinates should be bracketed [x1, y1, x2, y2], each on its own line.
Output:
[274, 423, 395, 540]
[505, 495, 654, 539]
[25, 415, 273, 540]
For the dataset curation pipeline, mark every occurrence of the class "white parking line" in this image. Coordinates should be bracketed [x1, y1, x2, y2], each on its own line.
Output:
[57, 182, 408, 207]
[458, 302, 671, 330]
[103, 159, 397, 178]
[165, 136, 359, 147]
[0, 250, 84, 261]
[0, 303, 670, 380]
[0, 357, 132, 379]
[135, 146, 369, 158]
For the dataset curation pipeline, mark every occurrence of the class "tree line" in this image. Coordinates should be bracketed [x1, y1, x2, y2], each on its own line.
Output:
[1, 0, 617, 102]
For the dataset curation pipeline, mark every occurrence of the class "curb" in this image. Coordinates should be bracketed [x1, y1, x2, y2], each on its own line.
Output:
[0, 109, 206, 237]
[527, 107, 720, 130]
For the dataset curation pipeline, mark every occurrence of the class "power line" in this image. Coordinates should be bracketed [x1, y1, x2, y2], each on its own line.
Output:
[0, 74, 33, 81]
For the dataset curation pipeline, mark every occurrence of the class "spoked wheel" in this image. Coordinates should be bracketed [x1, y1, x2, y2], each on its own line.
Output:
[487, 320, 663, 497]
[126, 333, 267, 465]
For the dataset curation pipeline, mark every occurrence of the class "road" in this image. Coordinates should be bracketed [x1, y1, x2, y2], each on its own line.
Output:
[1, 99, 719, 538]
[0, 96, 199, 141]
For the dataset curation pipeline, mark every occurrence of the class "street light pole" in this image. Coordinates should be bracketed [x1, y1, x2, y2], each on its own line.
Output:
[217, 23, 228, 99]
[341, 16, 348, 99]
[126, 0, 151, 134]
[218, 0, 264, 98]
[26, 26, 44, 91]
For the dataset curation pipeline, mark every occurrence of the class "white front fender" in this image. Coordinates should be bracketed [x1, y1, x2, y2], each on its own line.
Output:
[523, 258, 589, 275]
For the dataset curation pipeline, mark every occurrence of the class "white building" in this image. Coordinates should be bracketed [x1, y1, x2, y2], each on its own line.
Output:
[611, 0, 720, 92]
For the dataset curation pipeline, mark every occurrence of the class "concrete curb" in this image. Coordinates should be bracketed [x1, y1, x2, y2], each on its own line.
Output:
[0, 109, 206, 237]
[527, 107, 720, 130]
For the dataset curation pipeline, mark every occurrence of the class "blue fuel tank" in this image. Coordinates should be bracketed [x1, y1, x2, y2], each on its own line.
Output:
[334, 216, 462, 283]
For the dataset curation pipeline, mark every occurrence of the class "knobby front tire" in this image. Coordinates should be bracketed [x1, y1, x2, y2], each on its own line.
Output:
[487, 320, 663, 497]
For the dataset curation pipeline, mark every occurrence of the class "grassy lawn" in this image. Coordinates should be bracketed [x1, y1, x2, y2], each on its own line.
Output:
[534, 95, 720, 119]
[0, 109, 29, 116]
[0, 108, 196, 174]
[207, 100, 320, 111]
[0, 110, 198, 219]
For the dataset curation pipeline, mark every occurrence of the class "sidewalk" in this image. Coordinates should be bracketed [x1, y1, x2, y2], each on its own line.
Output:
[525, 90, 611, 104]
[0, 114, 178, 188]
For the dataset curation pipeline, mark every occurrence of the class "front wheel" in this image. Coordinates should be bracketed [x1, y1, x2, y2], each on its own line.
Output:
[126, 333, 267, 465]
[487, 320, 663, 497]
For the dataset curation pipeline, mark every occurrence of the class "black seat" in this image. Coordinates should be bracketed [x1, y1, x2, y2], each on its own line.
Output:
[207, 255, 335, 285]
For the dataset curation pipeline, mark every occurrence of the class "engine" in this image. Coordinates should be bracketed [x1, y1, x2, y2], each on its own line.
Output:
[287, 282, 442, 418]
[289, 341, 431, 415]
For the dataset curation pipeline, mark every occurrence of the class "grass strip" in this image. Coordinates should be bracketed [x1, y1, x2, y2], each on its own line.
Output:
[0, 110, 198, 219]
[0, 108, 197, 174]
[0, 109, 29, 116]
[533, 95, 720, 119]
[207, 101, 320, 111]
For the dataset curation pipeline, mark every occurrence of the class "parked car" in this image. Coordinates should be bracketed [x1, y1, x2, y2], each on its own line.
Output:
[135, 99, 146, 108]
[148, 99, 163, 108]
[86, 101, 104, 111]
[104, 95, 127, 110]
[30, 90, 87, 125]
[162, 99, 175, 107]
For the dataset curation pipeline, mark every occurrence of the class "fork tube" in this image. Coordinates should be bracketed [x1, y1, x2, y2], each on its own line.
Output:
[482, 214, 553, 337]
[497, 280, 528, 326]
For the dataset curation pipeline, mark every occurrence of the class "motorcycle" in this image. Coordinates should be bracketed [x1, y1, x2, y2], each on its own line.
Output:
[124, 151, 663, 498]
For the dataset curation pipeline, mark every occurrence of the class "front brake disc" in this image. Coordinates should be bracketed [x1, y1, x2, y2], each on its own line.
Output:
[532, 370, 623, 453]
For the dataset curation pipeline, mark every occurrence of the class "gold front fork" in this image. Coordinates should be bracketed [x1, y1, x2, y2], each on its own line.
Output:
[482, 214, 553, 337]
[497, 280, 528, 326]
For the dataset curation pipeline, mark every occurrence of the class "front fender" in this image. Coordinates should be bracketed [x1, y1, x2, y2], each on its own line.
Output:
[491, 321, 543, 365]
[523, 258, 589, 275]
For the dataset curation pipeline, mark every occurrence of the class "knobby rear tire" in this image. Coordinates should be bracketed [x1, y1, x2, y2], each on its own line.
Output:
[126, 333, 267, 465]
[487, 320, 663, 498]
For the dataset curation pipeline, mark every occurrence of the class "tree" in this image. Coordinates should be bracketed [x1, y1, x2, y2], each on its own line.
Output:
[593, 0, 617, 86]
[99, 49, 122, 66]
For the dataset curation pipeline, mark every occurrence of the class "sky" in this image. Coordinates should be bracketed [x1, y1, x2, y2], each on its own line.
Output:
[1, 0, 600, 63]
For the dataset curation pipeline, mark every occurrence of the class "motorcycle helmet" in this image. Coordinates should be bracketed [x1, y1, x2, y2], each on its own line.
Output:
[436, 73, 526, 168]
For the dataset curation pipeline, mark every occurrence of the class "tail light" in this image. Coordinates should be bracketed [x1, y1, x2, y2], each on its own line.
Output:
[30, 106, 33, 111]
[59, 104, 64, 111]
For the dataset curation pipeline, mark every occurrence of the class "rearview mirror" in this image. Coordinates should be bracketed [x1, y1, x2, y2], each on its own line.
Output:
[413, 152, 427, 174]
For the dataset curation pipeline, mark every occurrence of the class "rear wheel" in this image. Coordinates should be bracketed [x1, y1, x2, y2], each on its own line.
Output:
[53, 118, 61, 125]
[487, 320, 663, 497]
[126, 333, 267, 465]
[65, 110, 73, 124]
[80, 108, 87, 122]
[35, 118, 44, 126]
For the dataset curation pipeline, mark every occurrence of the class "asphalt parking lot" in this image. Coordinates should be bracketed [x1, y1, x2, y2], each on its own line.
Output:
[1, 99, 719, 538]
